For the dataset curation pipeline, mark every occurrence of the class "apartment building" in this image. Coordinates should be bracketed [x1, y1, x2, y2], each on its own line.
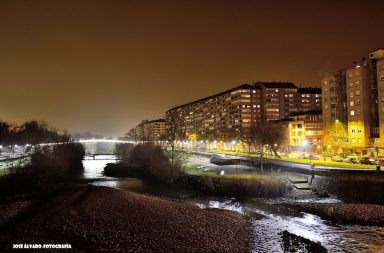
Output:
[135, 119, 167, 141]
[297, 88, 322, 112]
[135, 122, 145, 141]
[166, 82, 321, 140]
[283, 110, 323, 152]
[346, 60, 374, 152]
[375, 50, 384, 147]
[322, 70, 348, 151]
[125, 128, 136, 141]
[322, 49, 384, 155]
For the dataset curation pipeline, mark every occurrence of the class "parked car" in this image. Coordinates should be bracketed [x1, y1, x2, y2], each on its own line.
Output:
[360, 156, 376, 165]
[342, 156, 359, 164]
[331, 155, 342, 162]
[308, 154, 321, 160]
[298, 153, 310, 159]
[331, 155, 343, 162]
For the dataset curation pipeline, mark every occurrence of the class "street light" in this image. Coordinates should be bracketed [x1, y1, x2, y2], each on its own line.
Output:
[302, 140, 309, 156]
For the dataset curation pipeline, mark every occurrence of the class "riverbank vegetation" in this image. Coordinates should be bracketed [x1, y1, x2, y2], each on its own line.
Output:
[0, 143, 85, 199]
[120, 144, 289, 197]
[179, 172, 288, 198]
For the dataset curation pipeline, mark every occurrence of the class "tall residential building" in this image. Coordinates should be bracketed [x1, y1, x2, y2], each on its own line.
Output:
[375, 52, 384, 147]
[322, 49, 384, 155]
[321, 70, 348, 151]
[166, 82, 321, 140]
[346, 60, 374, 151]
[297, 88, 322, 112]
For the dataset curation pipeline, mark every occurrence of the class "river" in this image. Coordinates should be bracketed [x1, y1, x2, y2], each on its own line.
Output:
[82, 155, 384, 252]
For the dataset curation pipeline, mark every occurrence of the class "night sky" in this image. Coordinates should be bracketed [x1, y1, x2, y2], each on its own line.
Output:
[0, 0, 383, 136]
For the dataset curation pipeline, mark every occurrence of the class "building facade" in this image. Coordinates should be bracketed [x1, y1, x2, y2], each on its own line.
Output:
[377, 58, 384, 147]
[166, 82, 322, 141]
[280, 110, 323, 152]
[322, 49, 384, 155]
[135, 119, 166, 141]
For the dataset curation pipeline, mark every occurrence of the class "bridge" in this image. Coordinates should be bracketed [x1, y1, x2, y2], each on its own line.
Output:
[84, 154, 130, 160]
[77, 139, 136, 144]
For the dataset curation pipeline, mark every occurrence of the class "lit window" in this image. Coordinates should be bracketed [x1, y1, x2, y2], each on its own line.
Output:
[350, 110, 355, 116]
[356, 90, 360, 96]
[350, 101, 354, 106]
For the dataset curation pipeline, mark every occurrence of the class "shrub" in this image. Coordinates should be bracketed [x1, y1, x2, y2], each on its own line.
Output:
[0, 143, 85, 198]
[130, 143, 179, 182]
[181, 174, 288, 198]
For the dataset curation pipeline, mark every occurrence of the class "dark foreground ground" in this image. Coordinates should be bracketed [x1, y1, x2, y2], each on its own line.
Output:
[0, 186, 251, 252]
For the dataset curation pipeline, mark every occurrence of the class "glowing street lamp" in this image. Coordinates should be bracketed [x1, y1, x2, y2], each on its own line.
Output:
[302, 140, 309, 156]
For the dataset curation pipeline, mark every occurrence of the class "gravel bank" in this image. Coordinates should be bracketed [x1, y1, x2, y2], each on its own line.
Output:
[1, 186, 251, 252]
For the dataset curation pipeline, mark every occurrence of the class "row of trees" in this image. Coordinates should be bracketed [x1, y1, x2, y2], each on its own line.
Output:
[0, 120, 71, 146]
[163, 110, 287, 171]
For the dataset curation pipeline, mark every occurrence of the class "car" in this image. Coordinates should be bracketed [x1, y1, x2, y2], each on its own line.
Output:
[360, 156, 376, 165]
[298, 153, 310, 159]
[342, 156, 359, 164]
[331, 155, 343, 162]
[307, 154, 321, 160]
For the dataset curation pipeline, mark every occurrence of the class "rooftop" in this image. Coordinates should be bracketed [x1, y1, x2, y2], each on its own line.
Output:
[297, 87, 322, 94]
[167, 82, 301, 112]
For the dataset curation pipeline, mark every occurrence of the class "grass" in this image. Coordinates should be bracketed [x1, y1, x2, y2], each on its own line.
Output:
[182, 161, 288, 197]
[280, 157, 376, 170]
[0, 168, 9, 177]
[183, 162, 283, 180]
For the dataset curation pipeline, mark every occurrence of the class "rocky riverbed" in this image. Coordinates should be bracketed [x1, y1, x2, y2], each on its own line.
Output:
[0, 186, 251, 252]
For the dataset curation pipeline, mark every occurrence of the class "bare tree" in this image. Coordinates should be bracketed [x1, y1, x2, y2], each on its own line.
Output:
[248, 121, 287, 172]
[164, 109, 186, 170]
[239, 126, 254, 155]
